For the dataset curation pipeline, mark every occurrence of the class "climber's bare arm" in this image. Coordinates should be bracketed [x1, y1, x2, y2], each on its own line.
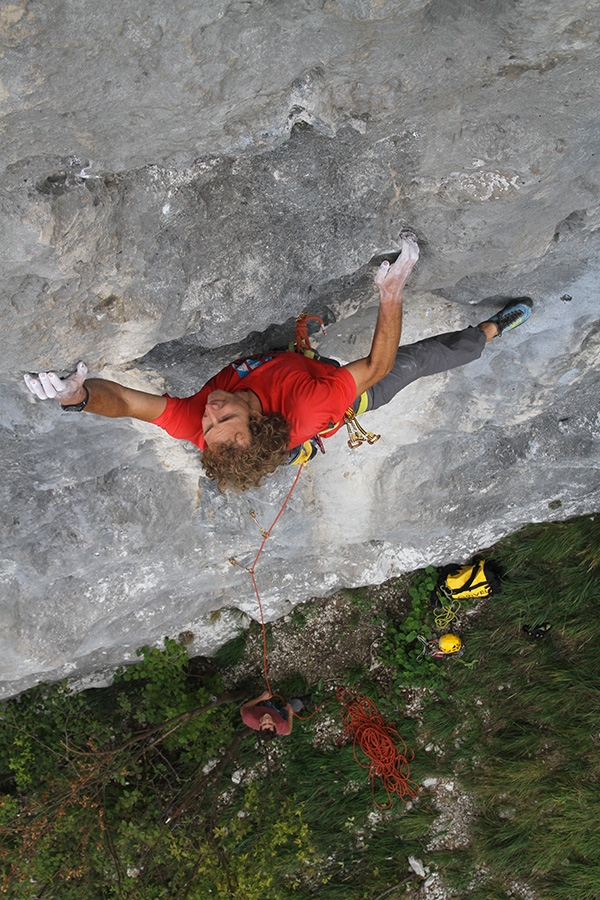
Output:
[240, 690, 273, 713]
[282, 703, 294, 735]
[83, 379, 167, 421]
[24, 362, 167, 422]
[343, 236, 419, 397]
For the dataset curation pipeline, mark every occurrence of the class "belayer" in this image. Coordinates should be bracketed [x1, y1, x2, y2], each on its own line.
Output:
[24, 236, 532, 492]
[240, 690, 303, 739]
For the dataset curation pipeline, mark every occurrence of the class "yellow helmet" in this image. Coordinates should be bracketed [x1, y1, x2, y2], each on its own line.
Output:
[437, 633, 462, 654]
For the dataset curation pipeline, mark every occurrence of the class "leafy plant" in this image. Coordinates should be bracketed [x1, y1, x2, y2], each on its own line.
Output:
[378, 566, 444, 691]
[0, 638, 240, 898]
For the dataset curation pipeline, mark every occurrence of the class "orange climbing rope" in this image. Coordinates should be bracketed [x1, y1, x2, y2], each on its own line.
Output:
[230, 465, 304, 695]
[336, 687, 420, 808]
[229, 478, 421, 806]
[293, 312, 326, 353]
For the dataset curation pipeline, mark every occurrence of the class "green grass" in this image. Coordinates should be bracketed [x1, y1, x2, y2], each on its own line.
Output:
[1, 514, 600, 899]
[272, 717, 435, 899]
[427, 515, 600, 899]
[214, 630, 248, 668]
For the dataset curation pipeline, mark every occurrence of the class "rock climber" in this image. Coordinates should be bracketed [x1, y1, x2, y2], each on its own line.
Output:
[240, 690, 303, 739]
[24, 236, 533, 492]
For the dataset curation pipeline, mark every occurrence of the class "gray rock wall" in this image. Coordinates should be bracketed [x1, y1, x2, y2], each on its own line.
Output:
[1, 0, 599, 697]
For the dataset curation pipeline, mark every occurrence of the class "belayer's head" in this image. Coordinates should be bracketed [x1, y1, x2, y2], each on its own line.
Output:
[257, 712, 278, 741]
[201, 390, 290, 491]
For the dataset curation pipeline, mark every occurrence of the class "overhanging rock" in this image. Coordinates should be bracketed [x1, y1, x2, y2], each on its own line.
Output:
[1, 0, 600, 697]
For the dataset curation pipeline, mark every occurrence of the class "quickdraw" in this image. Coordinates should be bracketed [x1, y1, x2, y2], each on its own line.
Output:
[343, 406, 380, 449]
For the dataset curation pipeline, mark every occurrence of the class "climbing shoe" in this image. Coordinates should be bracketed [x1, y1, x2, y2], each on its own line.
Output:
[488, 297, 533, 336]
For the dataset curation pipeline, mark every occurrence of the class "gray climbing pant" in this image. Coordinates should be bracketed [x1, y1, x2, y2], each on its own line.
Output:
[358, 325, 487, 412]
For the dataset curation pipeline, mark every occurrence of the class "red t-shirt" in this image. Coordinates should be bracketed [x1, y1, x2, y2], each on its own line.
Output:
[152, 352, 357, 450]
[241, 704, 289, 735]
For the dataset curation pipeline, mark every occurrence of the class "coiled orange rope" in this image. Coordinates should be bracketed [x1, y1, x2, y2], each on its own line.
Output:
[337, 687, 420, 808]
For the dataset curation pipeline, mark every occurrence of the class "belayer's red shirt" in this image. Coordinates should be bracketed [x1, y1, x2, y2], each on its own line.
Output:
[151, 352, 357, 450]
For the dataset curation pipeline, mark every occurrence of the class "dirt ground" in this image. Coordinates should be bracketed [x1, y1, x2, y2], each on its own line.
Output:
[221, 577, 413, 697]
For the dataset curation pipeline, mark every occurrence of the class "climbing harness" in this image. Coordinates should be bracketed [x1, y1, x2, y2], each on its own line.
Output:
[288, 435, 326, 467]
[336, 687, 419, 808]
[287, 312, 380, 462]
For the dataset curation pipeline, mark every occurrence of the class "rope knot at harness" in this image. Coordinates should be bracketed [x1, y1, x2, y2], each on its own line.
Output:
[293, 312, 326, 353]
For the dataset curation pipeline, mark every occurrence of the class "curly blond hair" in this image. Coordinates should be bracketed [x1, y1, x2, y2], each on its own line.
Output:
[201, 413, 291, 492]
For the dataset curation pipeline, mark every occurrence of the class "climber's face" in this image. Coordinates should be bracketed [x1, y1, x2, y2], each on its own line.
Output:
[203, 390, 258, 448]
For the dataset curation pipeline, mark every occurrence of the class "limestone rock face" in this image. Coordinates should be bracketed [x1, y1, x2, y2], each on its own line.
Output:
[1, 0, 599, 697]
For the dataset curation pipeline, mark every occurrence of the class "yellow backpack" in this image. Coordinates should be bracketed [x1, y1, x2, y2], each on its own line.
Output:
[436, 560, 501, 602]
